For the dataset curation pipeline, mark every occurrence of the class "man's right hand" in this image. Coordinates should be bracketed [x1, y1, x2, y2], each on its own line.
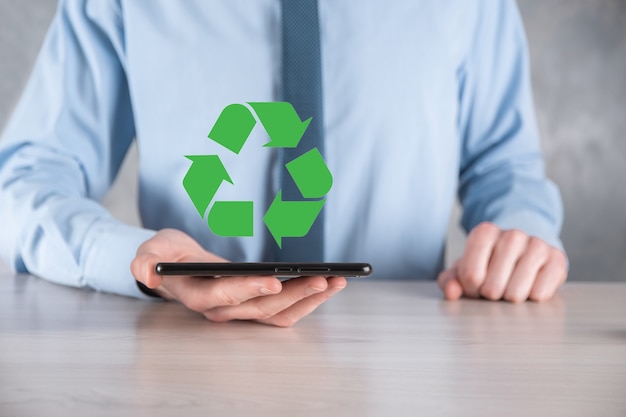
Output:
[130, 229, 346, 327]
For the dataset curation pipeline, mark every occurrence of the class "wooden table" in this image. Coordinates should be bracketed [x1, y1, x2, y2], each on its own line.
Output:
[1, 274, 625, 417]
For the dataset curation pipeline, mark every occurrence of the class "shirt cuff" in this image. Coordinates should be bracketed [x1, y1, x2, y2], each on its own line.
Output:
[81, 220, 158, 299]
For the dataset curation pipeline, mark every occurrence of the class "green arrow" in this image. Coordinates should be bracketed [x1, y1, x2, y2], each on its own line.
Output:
[208, 201, 254, 237]
[249, 102, 311, 148]
[183, 155, 232, 217]
[263, 191, 325, 248]
[208, 103, 256, 154]
[285, 148, 333, 198]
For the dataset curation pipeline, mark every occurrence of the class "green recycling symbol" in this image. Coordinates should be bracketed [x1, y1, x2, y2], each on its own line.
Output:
[183, 102, 332, 248]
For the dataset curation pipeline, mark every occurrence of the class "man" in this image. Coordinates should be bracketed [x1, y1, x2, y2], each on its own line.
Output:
[0, 0, 567, 327]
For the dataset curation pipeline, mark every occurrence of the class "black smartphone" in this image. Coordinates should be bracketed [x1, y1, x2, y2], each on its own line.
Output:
[155, 262, 372, 277]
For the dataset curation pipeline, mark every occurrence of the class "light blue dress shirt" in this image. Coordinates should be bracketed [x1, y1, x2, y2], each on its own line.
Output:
[0, 0, 563, 298]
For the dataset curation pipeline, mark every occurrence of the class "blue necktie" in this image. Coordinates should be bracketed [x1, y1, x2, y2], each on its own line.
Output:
[277, 0, 325, 262]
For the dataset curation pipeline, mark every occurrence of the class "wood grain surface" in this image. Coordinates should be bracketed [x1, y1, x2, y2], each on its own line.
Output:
[1, 274, 625, 417]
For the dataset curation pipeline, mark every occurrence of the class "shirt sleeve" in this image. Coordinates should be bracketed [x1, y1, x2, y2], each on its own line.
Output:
[456, 0, 564, 251]
[0, 0, 157, 298]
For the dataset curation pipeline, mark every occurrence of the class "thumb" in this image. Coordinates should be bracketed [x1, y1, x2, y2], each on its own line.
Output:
[130, 252, 163, 289]
[437, 261, 463, 301]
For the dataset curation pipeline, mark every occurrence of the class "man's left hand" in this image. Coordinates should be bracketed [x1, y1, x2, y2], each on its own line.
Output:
[437, 222, 568, 303]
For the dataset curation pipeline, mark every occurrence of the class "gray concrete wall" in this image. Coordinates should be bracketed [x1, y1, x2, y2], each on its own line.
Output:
[521, 0, 626, 281]
[1, 0, 625, 281]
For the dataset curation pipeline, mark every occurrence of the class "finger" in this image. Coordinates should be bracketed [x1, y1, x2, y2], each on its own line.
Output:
[437, 261, 463, 300]
[502, 237, 550, 303]
[457, 222, 501, 298]
[258, 277, 348, 327]
[479, 230, 528, 301]
[445, 278, 464, 301]
[436, 261, 456, 291]
[166, 275, 283, 313]
[529, 249, 568, 302]
[203, 276, 330, 323]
